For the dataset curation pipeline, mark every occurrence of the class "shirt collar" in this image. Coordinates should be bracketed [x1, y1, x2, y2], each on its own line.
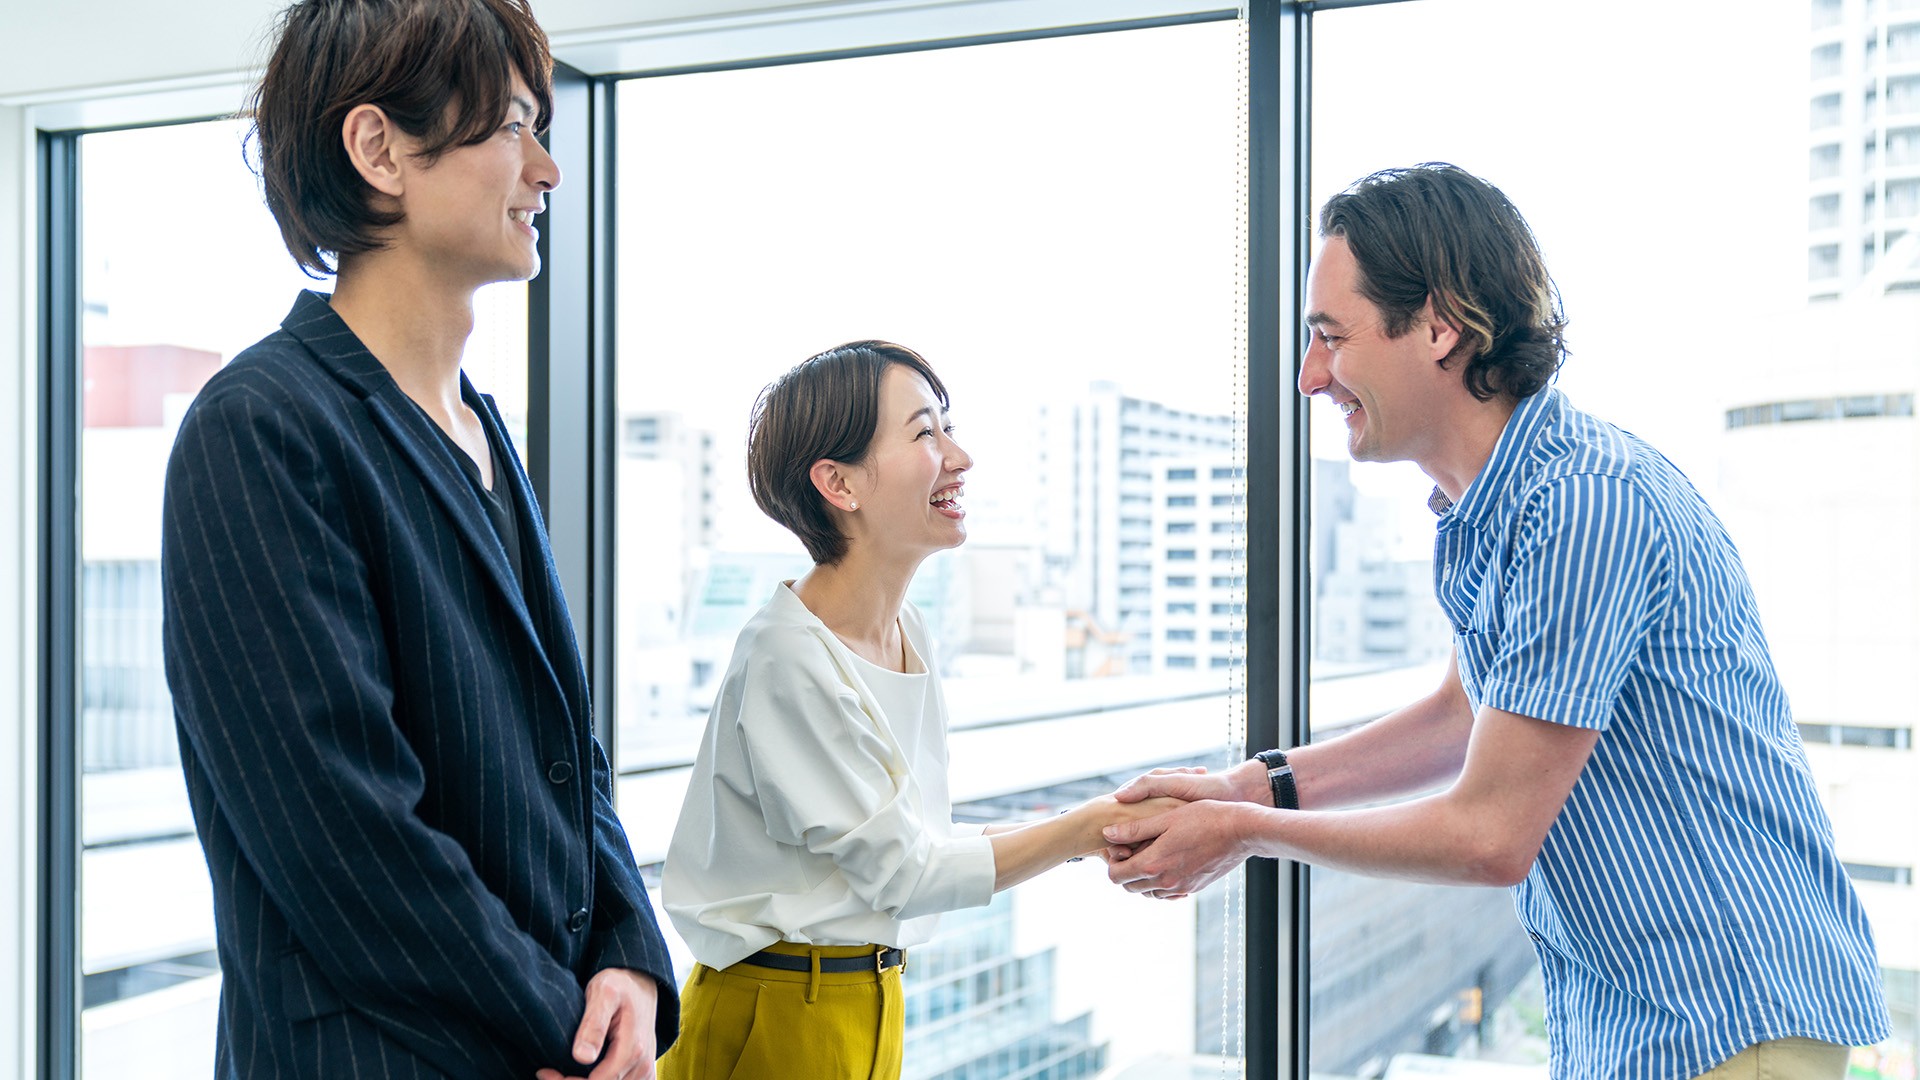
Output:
[1431, 387, 1560, 525]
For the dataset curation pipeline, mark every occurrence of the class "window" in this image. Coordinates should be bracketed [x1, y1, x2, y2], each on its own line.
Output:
[1813, 93, 1843, 129]
[1167, 602, 1197, 615]
[1167, 521, 1197, 534]
[1845, 863, 1916, 886]
[1890, 178, 1920, 218]
[1892, 126, 1920, 166]
[1798, 722, 1914, 749]
[1811, 243, 1842, 279]
[611, 17, 1247, 1074]
[1892, 75, 1920, 116]
[1893, 24, 1920, 64]
[65, 118, 527, 1079]
[1813, 41, 1845, 79]
[1811, 193, 1842, 230]
[1812, 142, 1843, 179]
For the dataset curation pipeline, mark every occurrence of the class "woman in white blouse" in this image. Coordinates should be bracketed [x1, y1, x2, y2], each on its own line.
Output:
[659, 341, 1179, 1080]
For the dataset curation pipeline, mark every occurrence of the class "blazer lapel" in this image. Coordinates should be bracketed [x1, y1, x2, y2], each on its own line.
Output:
[469, 386, 592, 726]
[279, 292, 578, 732]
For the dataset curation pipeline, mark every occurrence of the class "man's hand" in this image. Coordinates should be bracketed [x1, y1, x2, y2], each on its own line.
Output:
[1105, 801, 1256, 898]
[1112, 760, 1269, 807]
[535, 968, 660, 1080]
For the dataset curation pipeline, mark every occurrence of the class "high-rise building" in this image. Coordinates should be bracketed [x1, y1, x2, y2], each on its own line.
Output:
[1149, 455, 1247, 676]
[1809, 0, 1920, 299]
[902, 893, 1108, 1080]
[1039, 383, 1237, 674]
[1310, 459, 1450, 673]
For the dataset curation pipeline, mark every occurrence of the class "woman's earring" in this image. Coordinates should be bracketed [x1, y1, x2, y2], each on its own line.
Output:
[849, 500, 860, 511]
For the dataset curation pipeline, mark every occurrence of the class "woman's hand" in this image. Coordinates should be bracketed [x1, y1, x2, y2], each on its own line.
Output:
[1070, 794, 1186, 856]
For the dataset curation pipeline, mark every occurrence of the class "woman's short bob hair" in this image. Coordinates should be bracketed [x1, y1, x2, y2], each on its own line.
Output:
[249, 0, 554, 277]
[748, 341, 950, 566]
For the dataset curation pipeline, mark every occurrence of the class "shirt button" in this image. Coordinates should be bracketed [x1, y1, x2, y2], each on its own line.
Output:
[547, 761, 574, 784]
[568, 908, 589, 933]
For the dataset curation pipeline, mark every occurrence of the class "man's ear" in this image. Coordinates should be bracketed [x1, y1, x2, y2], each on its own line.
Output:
[341, 103, 407, 199]
[1421, 296, 1464, 365]
[808, 459, 861, 514]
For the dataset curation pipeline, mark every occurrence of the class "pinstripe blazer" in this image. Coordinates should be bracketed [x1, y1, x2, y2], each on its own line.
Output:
[162, 291, 678, 1078]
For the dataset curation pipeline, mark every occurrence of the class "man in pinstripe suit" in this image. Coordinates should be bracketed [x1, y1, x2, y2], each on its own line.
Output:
[1107, 164, 1889, 1078]
[160, 2, 676, 1077]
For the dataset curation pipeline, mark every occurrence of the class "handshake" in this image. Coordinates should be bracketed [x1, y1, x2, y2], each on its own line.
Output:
[1077, 759, 1273, 901]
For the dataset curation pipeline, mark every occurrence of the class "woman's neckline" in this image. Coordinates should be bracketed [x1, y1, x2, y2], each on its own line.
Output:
[780, 581, 925, 676]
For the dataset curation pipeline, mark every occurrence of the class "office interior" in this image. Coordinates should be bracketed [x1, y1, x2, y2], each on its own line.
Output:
[5, 1, 1918, 1078]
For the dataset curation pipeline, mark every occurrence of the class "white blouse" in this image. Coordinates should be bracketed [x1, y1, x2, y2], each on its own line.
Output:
[662, 583, 997, 970]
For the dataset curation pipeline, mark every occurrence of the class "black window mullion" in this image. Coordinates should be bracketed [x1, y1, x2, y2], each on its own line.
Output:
[529, 61, 619, 755]
[1246, 1, 1314, 1078]
[37, 127, 82, 1080]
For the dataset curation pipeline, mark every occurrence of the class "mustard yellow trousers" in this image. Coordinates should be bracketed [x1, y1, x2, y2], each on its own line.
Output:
[657, 942, 905, 1080]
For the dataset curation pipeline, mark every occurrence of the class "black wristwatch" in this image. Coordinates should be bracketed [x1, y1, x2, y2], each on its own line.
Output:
[1254, 749, 1299, 810]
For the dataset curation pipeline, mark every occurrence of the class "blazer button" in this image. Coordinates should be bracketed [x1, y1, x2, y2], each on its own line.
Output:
[568, 908, 590, 933]
[547, 761, 574, 784]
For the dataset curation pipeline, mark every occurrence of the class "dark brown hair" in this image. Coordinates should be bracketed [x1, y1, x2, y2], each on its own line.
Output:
[747, 341, 951, 566]
[1318, 163, 1568, 401]
[248, 0, 554, 276]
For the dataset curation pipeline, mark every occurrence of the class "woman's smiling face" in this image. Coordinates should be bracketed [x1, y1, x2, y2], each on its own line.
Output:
[847, 363, 973, 558]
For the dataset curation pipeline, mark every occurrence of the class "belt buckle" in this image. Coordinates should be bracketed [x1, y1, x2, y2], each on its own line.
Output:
[877, 947, 906, 975]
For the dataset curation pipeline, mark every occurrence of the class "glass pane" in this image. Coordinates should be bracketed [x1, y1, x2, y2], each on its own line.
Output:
[75, 118, 526, 1077]
[1309, 1, 1914, 1076]
[613, 20, 1249, 1076]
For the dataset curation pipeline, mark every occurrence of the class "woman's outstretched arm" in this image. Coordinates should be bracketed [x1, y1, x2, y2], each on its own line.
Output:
[984, 795, 1185, 891]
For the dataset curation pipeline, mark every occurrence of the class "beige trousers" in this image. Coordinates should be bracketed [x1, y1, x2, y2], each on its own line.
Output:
[1692, 1038, 1852, 1080]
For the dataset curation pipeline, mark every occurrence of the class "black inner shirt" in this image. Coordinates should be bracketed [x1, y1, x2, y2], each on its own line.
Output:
[426, 407, 528, 595]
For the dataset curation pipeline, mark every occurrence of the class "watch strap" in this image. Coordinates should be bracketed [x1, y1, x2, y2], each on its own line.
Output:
[1254, 748, 1299, 811]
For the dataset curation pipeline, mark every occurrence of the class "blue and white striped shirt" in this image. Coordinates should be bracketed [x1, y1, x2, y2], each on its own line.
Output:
[1433, 388, 1889, 1079]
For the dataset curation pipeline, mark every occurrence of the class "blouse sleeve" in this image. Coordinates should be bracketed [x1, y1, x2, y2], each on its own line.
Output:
[730, 635, 995, 921]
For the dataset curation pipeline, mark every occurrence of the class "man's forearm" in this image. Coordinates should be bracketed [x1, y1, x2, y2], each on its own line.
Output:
[1289, 679, 1474, 810]
[1231, 791, 1526, 888]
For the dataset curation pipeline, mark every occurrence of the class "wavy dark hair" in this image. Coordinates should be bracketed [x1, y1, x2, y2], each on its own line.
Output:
[1318, 163, 1568, 401]
[747, 341, 951, 566]
[248, 0, 554, 276]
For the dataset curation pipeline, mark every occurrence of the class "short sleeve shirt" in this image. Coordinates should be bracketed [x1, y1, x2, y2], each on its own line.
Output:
[1432, 388, 1888, 1078]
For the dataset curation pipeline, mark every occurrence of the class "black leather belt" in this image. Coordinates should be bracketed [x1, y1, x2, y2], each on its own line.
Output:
[742, 947, 907, 974]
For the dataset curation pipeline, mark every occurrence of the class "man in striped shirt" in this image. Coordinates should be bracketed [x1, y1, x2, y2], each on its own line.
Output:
[1105, 163, 1890, 1078]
